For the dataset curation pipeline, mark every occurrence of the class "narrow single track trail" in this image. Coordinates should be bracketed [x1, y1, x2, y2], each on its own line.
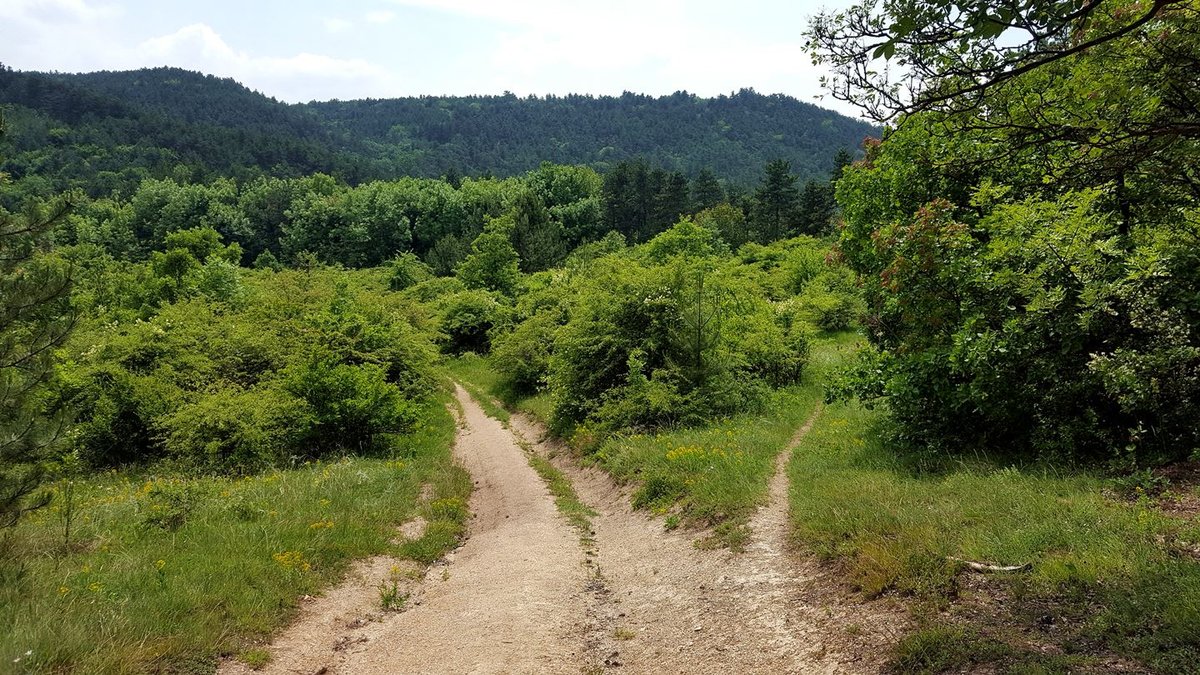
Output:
[224, 387, 902, 674]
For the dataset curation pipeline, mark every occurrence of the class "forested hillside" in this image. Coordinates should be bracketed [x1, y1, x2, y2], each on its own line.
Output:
[0, 65, 874, 198]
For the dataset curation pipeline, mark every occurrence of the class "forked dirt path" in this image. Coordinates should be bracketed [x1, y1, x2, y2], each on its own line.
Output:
[509, 409, 907, 674]
[226, 388, 903, 674]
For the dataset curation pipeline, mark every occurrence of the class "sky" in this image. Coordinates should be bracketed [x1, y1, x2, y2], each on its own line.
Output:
[0, 0, 861, 116]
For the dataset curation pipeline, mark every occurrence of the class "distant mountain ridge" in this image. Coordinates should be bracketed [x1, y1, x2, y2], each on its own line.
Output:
[0, 66, 877, 197]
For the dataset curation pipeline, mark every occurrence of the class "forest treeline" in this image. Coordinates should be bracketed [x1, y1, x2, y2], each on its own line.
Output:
[0, 65, 876, 199]
[53, 155, 849, 275]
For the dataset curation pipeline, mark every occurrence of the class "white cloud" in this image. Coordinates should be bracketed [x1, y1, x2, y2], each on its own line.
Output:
[0, 0, 126, 72]
[323, 17, 354, 33]
[365, 10, 396, 23]
[136, 23, 399, 101]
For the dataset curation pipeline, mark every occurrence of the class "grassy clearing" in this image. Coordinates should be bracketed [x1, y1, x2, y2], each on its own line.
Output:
[788, 394, 1200, 671]
[449, 334, 860, 549]
[0, 397, 470, 674]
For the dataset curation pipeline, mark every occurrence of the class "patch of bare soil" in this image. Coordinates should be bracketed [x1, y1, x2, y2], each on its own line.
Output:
[508, 410, 909, 674]
[1155, 461, 1200, 520]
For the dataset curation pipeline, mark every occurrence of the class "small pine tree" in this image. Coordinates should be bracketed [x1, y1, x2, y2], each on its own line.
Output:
[1, 156, 75, 528]
[510, 191, 565, 273]
[751, 159, 800, 242]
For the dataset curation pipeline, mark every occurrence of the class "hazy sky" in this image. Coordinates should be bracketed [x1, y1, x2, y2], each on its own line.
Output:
[0, 0, 860, 115]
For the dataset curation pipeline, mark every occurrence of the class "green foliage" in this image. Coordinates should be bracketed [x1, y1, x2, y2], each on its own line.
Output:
[58, 266, 438, 471]
[694, 204, 750, 250]
[456, 224, 522, 296]
[787, 269, 865, 332]
[750, 159, 800, 242]
[437, 290, 503, 355]
[0, 398, 470, 673]
[509, 189, 566, 272]
[160, 387, 308, 472]
[388, 252, 432, 291]
[490, 311, 560, 393]
[252, 249, 282, 271]
[836, 171, 1200, 463]
[0, 67, 875, 197]
[284, 355, 419, 455]
[640, 217, 729, 262]
[823, 1, 1200, 466]
[548, 255, 801, 432]
[0, 190, 74, 528]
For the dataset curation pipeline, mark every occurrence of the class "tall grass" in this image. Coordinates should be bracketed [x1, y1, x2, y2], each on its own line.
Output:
[0, 398, 469, 673]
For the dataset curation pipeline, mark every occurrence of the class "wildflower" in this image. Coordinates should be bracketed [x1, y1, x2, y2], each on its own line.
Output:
[320, 498, 331, 507]
[273, 551, 305, 569]
[87, 582, 103, 593]
[57, 586, 70, 596]
[309, 519, 335, 530]
[154, 559, 166, 570]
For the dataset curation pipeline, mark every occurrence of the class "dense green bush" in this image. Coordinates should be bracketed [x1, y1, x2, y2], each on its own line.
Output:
[470, 224, 859, 436]
[283, 354, 420, 455]
[160, 386, 308, 471]
[56, 247, 439, 471]
[836, 164, 1200, 464]
[437, 289, 504, 355]
[789, 269, 865, 332]
[490, 311, 560, 393]
[547, 242, 806, 431]
[388, 252, 433, 291]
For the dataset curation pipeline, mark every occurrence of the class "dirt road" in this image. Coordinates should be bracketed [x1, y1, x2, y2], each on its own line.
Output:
[225, 387, 901, 674]
[508, 411, 904, 674]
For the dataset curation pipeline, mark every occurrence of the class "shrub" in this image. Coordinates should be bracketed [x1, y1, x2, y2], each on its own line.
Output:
[284, 354, 420, 456]
[788, 269, 865, 332]
[160, 386, 310, 471]
[388, 252, 432, 291]
[548, 255, 805, 433]
[438, 290, 504, 354]
[490, 311, 560, 393]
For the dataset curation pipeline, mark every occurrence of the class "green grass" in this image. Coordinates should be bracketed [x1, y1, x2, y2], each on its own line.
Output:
[0, 397, 470, 674]
[444, 353, 553, 423]
[522, 445, 596, 545]
[787, 384, 1200, 671]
